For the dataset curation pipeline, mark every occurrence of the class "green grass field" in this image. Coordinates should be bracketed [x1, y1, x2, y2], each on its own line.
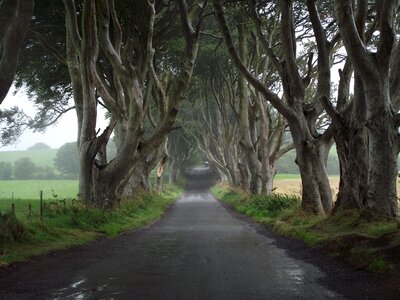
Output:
[0, 149, 58, 167]
[0, 180, 78, 200]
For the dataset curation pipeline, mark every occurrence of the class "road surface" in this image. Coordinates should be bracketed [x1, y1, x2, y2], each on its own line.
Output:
[0, 169, 398, 299]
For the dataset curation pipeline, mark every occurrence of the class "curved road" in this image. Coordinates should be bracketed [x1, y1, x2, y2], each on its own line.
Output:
[0, 172, 398, 299]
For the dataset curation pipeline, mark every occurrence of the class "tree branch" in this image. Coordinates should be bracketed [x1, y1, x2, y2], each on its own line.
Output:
[29, 28, 67, 65]
[0, 0, 34, 104]
[335, 0, 375, 78]
[213, 0, 293, 119]
[63, 0, 82, 53]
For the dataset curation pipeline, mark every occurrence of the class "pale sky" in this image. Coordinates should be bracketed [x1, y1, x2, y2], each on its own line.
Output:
[0, 87, 108, 151]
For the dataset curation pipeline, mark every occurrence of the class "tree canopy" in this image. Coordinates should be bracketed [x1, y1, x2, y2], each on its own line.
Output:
[2, 0, 400, 218]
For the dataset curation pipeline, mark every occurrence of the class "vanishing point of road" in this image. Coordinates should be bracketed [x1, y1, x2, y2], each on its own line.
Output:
[0, 169, 398, 299]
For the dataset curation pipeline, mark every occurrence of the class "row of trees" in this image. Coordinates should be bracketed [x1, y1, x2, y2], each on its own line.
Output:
[2, 0, 208, 206]
[0, 158, 56, 180]
[1, 0, 400, 218]
[0, 141, 116, 180]
[177, 0, 400, 217]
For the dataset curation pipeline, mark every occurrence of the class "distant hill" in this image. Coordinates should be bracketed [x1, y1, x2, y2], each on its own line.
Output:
[27, 142, 52, 150]
[0, 148, 58, 167]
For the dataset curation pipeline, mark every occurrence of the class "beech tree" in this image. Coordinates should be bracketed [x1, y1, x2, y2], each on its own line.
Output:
[62, 0, 206, 206]
[0, 0, 34, 104]
[0, 0, 34, 146]
[335, 0, 400, 217]
[54, 142, 79, 178]
[167, 130, 195, 185]
[186, 28, 292, 194]
[213, 0, 341, 214]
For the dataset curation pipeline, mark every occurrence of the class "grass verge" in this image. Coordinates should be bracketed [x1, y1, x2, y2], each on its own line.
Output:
[212, 184, 400, 273]
[0, 186, 181, 267]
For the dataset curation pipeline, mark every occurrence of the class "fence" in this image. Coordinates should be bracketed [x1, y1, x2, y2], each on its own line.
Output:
[1, 190, 79, 222]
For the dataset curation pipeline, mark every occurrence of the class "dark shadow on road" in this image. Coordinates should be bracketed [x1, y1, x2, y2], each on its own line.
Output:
[184, 167, 219, 191]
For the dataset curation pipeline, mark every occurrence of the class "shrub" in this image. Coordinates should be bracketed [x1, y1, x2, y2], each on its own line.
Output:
[249, 194, 299, 217]
[0, 212, 27, 253]
[68, 207, 108, 230]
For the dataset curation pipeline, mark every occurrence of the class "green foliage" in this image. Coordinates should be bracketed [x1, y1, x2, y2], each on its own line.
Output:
[249, 194, 299, 217]
[0, 212, 27, 253]
[0, 162, 12, 180]
[212, 185, 400, 273]
[212, 185, 300, 219]
[13, 157, 36, 179]
[0, 107, 29, 146]
[54, 142, 79, 178]
[10, 157, 57, 180]
[0, 149, 61, 180]
[368, 259, 392, 272]
[0, 148, 58, 167]
[35, 166, 57, 180]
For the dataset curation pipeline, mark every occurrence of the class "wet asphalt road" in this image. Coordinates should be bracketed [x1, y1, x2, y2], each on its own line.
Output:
[0, 169, 399, 299]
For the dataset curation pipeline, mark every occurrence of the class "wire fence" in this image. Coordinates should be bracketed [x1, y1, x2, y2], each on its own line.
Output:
[0, 190, 80, 221]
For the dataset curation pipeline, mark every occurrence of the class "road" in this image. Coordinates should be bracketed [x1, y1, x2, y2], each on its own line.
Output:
[0, 169, 398, 299]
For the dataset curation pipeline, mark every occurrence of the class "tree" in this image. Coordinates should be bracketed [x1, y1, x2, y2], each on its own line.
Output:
[0, 162, 12, 180]
[61, 0, 207, 205]
[167, 130, 195, 185]
[35, 165, 57, 179]
[54, 142, 79, 178]
[0, 107, 29, 146]
[0, 0, 34, 104]
[14, 157, 36, 179]
[213, 0, 340, 213]
[335, 0, 400, 217]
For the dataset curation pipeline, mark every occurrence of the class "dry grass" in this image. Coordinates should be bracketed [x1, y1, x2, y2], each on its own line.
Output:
[274, 176, 340, 198]
[274, 176, 400, 200]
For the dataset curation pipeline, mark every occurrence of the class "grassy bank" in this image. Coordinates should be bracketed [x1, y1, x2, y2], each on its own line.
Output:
[0, 187, 181, 266]
[212, 184, 400, 273]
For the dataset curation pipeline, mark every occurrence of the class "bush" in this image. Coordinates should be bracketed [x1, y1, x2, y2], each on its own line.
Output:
[250, 194, 299, 213]
[0, 161, 12, 180]
[14, 157, 37, 179]
[0, 212, 27, 253]
[68, 207, 108, 230]
[54, 142, 79, 178]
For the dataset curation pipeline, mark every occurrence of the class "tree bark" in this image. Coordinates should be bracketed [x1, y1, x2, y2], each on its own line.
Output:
[335, 0, 400, 217]
[213, 0, 334, 213]
[365, 85, 398, 217]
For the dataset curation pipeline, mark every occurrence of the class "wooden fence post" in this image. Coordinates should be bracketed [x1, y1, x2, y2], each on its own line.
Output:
[40, 190, 43, 222]
[11, 203, 15, 215]
[28, 204, 32, 217]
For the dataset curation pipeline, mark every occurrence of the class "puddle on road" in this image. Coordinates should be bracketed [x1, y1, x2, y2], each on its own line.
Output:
[71, 278, 86, 288]
[287, 268, 305, 284]
[51, 276, 117, 300]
